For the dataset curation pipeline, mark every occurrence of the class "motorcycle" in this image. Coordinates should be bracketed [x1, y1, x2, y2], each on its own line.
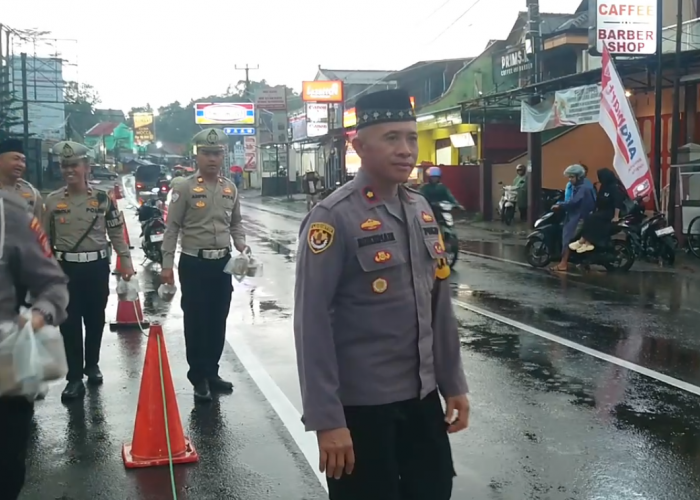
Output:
[619, 199, 676, 265]
[137, 190, 165, 264]
[497, 182, 518, 225]
[430, 201, 460, 269]
[526, 209, 635, 272]
[541, 188, 565, 214]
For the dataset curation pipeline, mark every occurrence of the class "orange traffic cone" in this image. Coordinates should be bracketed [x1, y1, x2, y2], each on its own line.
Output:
[110, 285, 149, 331]
[122, 323, 198, 468]
[113, 182, 123, 200]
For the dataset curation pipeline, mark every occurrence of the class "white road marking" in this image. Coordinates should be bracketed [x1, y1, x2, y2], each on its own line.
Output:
[225, 335, 328, 491]
[452, 299, 700, 398]
[458, 249, 529, 268]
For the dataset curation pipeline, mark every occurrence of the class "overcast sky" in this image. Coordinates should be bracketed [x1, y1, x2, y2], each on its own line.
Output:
[4, 0, 581, 111]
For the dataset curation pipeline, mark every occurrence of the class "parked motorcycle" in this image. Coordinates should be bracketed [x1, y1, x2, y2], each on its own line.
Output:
[497, 182, 518, 225]
[619, 199, 676, 265]
[526, 209, 635, 272]
[430, 201, 459, 269]
[137, 190, 165, 264]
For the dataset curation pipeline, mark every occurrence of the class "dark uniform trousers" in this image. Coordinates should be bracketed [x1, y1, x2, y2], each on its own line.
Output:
[327, 390, 455, 500]
[0, 396, 34, 500]
[178, 254, 232, 385]
[60, 259, 111, 381]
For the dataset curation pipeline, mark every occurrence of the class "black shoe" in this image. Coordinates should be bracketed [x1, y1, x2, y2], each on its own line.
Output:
[85, 366, 104, 385]
[61, 381, 85, 401]
[208, 376, 234, 393]
[193, 380, 212, 402]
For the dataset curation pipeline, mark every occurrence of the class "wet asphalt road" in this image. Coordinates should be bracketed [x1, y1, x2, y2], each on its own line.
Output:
[21, 184, 700, 500]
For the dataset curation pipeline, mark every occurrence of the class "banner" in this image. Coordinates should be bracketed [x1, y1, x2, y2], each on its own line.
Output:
[520, 84, 601, 132]
[133, 112, 155, 145]
[599, 47, 654, 202]
[244, 136, 257, 172]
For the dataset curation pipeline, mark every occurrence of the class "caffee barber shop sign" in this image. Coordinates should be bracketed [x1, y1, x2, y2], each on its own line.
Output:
[499, 46, 533, 77]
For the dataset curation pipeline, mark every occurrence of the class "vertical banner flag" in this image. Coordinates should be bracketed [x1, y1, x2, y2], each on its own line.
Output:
[599, 47, 655, 203]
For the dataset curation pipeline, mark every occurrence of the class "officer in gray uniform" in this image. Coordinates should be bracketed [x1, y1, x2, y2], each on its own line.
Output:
[161, 128, 247, 402]
[0, 139, 43, 220]
[294, 89, 470, 500]
[0, 190, 69, 500]
[44, 141, 134, 402]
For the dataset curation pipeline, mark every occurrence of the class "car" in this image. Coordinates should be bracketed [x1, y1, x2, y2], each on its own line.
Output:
[91, 165, 118, 181]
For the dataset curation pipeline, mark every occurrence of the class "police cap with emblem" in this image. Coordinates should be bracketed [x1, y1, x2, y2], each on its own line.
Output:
[52, 141, 90, 164]
[193, 128, 226, 152]
[355, 89, 416, 131]
[0, 138, 24, 156]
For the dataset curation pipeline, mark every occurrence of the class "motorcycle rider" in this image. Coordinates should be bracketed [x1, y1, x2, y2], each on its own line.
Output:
[420, 167, 462, 208]
[569, 168, 621, 253]
[562, 163, 596, 203]
[550, 164, 596, 272]
[512, 164, 528, 222]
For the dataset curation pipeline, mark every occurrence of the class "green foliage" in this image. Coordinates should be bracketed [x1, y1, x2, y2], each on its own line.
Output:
[0, 87, 24, 141]
[64, 82, 103, 140]
[130, 80, 301, 145]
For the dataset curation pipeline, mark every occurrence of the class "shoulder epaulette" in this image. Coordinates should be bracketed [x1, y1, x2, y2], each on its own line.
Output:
[319, 181, 355, 209]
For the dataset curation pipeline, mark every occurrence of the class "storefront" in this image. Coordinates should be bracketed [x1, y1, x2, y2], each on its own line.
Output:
[416, 109, 481, 165]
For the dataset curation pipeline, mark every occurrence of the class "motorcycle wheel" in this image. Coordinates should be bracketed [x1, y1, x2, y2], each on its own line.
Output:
[446, 238, 459, 269]
[503, 206, 515, 226]
[659, 237, 676, 265]
[526, 237, 551, 268]
[604, 241, 635, 272]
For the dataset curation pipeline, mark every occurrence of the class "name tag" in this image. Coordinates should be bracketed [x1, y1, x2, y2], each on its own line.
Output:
[191, 194, 207, 199]
[423, 226, 439, 236]
[357, 232, 395, 248]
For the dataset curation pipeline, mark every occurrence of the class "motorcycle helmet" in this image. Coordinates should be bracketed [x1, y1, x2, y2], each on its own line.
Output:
[563, 164, 585, 180]
[426, 166, 442, 177]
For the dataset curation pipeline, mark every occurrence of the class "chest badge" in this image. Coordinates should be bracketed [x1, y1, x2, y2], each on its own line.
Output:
[372, 278, 388, 294]
[434, 241, 444, 254]
[195, 201, 206, 208]
[193, 186, 205, 193]
[21, 192, 32, 198]
[360, 219, 382, 231]
[223, 187, 232, 194]
[421, 211, 434, 223]
[374, 251, 392, 263]
[56, 202, 68, 209]
[89, 200, 99, 207]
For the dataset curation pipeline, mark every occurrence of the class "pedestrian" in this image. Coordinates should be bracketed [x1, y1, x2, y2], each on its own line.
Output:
[513, 163, 528, 222]
[160, 128, 247, 402]
[0, 190, 69, 500]
[293, 89, 470, 500]
[44, 141, 134, 402]
[0, 138, 43, 220]
[303, 168, 322, 211]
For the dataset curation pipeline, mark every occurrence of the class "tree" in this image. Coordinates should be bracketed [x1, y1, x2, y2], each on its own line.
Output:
[0, 88, 25, 141]
[64, 82, 101, 106]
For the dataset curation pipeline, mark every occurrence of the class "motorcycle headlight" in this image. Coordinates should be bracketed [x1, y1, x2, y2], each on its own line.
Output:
[439, 202, 452, 211]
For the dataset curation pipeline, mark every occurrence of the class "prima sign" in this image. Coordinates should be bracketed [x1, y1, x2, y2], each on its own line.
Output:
[500, 47, 533, 77]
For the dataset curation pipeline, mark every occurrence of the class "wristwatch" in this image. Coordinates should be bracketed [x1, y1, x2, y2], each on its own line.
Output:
[31, 307, 54, 326]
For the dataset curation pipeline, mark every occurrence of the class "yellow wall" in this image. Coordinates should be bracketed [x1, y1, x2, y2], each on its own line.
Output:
[417, 124, 480, 165]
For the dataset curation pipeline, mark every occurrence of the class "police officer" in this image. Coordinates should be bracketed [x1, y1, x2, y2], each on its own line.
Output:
[161, 128, 247, 402]
[44, 141, 134, 401]
[294, 89, 470, 500]
[0, 190, 69, 500]
[0, 138, 43, 219]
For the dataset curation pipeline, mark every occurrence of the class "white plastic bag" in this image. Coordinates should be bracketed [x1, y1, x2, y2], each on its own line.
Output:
[0, 309, 67, 396]
[158, 283, 177, 301]
[117, 278, 141, 301]
[224, 252, 250, 282]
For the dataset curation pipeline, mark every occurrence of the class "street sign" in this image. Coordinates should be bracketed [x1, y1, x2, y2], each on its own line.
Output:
[223, 127, 256, 136]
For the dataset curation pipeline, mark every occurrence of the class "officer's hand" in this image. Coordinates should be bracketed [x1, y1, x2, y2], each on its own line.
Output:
[317, 427, 355, 479]
[445, 394, 470, 434]
[235, 242, 249, 253]
[161, 268, 175, 285]
[121, 267, 135, 281]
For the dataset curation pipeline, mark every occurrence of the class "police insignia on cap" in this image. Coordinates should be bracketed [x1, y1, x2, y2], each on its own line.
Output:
[206, 129, 218, 144]
[360, 219, 381, 231]
[61, 143, 74, 158]
[372, 278, 388, 294]
[307, 222, 335, 254]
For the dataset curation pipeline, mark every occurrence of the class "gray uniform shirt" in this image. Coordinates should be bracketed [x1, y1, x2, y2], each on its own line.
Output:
[43, 186, 132, 269]
[162, 174, 245, 269]
[0, 191, 68, 324]
[0, 178, 43, 220]
[294, 168, 468, 432]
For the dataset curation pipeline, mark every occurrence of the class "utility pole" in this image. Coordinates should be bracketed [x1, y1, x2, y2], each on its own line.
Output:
[652, 0, 664, 205]
[234, 64, 259, 97]
[526, 0, 542, 226]
[21, 53, 29, 151]
[668, 0, 683, 227]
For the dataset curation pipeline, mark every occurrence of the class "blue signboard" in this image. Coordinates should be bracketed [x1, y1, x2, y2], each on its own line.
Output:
[223, 127, 256, 136]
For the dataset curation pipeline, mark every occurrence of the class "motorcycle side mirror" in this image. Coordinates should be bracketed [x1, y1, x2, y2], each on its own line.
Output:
[498, 181, 503, 185]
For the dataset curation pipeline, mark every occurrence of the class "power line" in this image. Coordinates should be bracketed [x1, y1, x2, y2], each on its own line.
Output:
[429, 0, 484, 45]
[422, 0, 455, 23]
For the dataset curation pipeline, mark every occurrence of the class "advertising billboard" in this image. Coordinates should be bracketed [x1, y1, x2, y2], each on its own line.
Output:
[254, 87, 287, 111]
[244, 136, 258, 171]
[306, 103, 328, 137]
[195, 102, 255, 125]
[302, 81, 344, 102]
[133, 112, 155, 145]
[592, 0, 657, 55]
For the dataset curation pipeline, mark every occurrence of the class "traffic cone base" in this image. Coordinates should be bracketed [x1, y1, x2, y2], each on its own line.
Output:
[110, 297, 149, 331]
[123, 323, 199, 469]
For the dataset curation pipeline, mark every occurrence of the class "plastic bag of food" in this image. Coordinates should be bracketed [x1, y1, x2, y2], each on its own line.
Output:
[158, 283, 177, 301]
[117, 278, 140, 301]
[224, 252, 250, 282]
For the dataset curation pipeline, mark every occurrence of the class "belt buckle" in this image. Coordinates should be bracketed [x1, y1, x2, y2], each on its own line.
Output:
[78, 253, 88, 263]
